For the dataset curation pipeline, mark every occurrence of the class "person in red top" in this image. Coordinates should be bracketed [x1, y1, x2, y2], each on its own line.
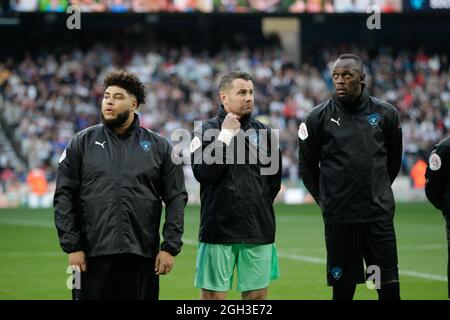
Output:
[410, 156, 427, 189]
[26, 167, 48, 196]
[26, 166, 49, 209]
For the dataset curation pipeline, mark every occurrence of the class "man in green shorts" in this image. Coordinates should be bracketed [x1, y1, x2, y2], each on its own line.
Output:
[190, 71, 282, 299]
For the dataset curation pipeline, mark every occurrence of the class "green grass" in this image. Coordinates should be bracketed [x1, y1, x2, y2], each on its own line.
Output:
[0, 203, 448, 300]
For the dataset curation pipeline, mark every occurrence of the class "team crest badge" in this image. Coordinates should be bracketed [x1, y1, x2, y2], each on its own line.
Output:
[140, 140, 151, 152]
[367, 113, 381, 128]
[331, 267, 343, 281]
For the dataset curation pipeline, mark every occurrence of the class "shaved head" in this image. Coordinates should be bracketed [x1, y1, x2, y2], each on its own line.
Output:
[333, 54, 364, 74]
[332, 54, 365, 102]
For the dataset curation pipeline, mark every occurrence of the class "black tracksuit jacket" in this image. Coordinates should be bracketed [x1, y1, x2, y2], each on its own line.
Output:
[298, 89, 403, 224]
[425, 136, 450, 217]
[54, 114, 187, 258]
[191, 106, 282, 244]
[425, 136, 450, 298]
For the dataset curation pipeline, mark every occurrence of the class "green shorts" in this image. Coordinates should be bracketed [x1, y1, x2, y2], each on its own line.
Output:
[194, 242, 280, 292]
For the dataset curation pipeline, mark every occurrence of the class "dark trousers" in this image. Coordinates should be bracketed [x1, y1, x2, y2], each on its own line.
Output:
[72, 253, 159, 300]
[446, 215, 450, 299]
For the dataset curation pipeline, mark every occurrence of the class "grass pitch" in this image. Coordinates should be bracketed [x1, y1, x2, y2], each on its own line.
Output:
[0, 203, 448, 300]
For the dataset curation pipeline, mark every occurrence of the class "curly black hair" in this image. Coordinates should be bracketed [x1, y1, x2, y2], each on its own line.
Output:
[103, 70, 146, 107]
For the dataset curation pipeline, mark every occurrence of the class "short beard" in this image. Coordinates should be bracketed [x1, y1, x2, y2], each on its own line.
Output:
[101, 109, 130, 129]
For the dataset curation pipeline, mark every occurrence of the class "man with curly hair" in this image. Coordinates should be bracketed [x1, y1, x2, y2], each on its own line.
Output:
[54, 70, 187, 300]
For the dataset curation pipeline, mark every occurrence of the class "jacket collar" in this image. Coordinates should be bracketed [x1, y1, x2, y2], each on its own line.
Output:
[332, 87, 370, 114]
[217, 105, 252, 130]
[103, 113, 140, 138]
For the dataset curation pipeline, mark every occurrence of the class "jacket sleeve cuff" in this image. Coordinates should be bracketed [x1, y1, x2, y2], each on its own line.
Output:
[217, 129, 235, 146]
[63, 245, 83, 254]
[161, 243, 180, 257]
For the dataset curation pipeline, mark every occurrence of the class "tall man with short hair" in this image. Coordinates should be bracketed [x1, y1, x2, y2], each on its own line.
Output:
[54, 70, 187, 300]
[191, 71, 281, 300]
[298, 54, 403, 300]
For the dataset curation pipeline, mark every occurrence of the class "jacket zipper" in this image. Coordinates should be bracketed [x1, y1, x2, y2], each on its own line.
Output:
[352, 113, 364, 222]
[118, 138, 125, 252]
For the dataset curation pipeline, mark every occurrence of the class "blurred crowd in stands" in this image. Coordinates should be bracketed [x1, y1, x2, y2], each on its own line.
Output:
[4, 0, 402, 14]
[1, 44, 450, 197]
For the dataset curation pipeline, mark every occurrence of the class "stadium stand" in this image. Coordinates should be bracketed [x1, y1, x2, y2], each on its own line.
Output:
[1, 8, 450, 206]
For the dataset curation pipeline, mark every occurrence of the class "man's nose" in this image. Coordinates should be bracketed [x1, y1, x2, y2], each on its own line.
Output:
[336, 76, 344, 84]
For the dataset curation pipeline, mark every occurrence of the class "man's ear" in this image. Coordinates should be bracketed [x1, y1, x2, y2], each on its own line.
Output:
[360, 73, 366, 85]
[219, 90, 227, 106]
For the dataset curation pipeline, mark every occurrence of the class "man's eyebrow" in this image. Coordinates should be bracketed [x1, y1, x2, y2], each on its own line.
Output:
[333, 68, 358, 74]
[104, 92, 125, 96]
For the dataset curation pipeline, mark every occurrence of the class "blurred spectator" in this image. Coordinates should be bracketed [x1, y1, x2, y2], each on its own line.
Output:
[248, 0, 281, 11]
[74, 0, 107, 11]
[107, 0, 130, 11]
[173, 0, 197, 11]
[10, 0, 39, 11]
[27, 167, 48, 195]
[288, 0, 306, 12]
[39, 0, 68, 12]
[26, 166, 48, 207]
[0, 167, 16, 193]
[306, 0, 321, 12]
[131, 0, 171, 11]
[409, 155, 427, 189]
[214, 0, 250, 12]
